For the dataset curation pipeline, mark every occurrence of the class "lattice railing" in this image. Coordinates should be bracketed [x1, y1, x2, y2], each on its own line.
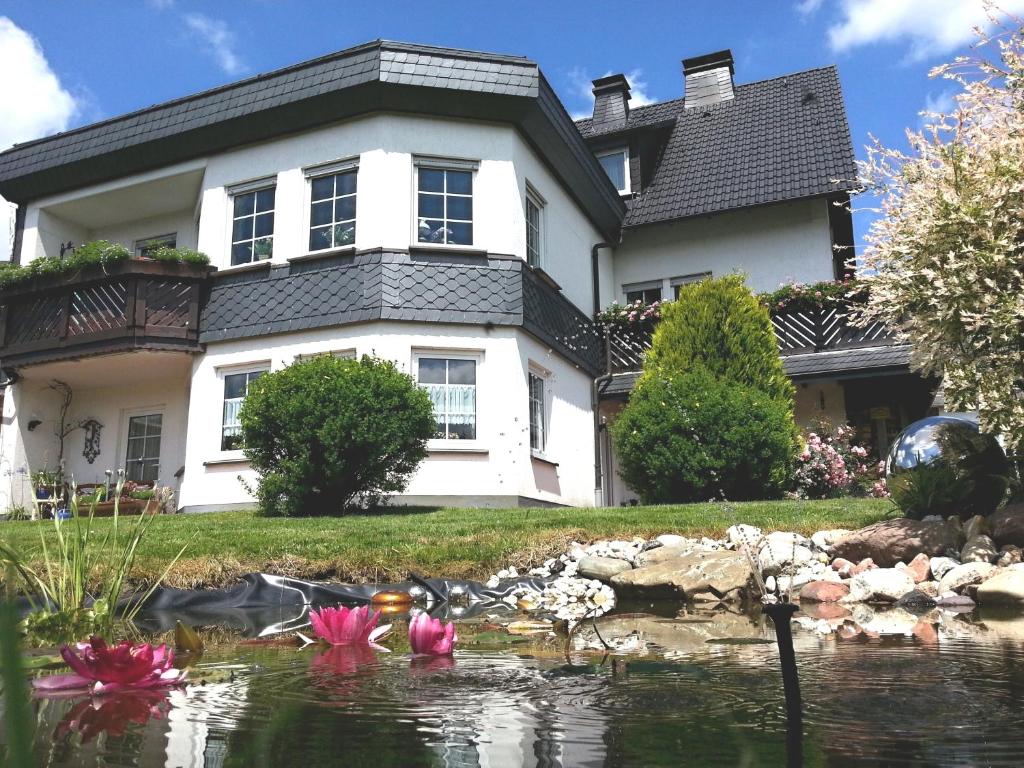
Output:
[0, 260, 208, 365]
[771, 308, 893, 354]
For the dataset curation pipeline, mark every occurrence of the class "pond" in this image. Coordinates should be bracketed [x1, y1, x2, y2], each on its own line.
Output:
[14, 603, 1024, 767]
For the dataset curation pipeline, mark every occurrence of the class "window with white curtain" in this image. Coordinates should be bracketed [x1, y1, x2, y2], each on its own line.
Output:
[221, 369, 267, 450]
[528, 371, 545, 452]
[417, 356, 477, 440]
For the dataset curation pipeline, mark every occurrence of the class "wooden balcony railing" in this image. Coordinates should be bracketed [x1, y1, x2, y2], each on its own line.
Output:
[603, 306, 896, 374]
[0, 259, 212, 366]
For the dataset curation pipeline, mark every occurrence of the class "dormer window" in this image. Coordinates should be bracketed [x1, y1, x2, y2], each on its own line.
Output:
[597, 148, 630, 194]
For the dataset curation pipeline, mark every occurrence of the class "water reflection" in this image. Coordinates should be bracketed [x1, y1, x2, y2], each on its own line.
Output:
[20, 608, 1024, 767]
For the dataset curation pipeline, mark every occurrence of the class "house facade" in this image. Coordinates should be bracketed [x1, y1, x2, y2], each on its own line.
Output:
[0, 41, 931, 512]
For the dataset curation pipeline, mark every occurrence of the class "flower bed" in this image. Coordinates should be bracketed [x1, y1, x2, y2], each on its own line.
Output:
[759, 278, 867, 315]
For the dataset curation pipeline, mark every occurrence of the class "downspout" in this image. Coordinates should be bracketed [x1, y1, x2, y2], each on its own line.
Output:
[591, 241, 612, 507]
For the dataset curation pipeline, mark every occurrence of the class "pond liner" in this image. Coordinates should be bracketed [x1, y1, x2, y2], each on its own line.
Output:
[126, 572, 551, 637]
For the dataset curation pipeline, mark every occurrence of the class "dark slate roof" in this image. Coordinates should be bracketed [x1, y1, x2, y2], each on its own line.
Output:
[783, 344, 912, 379]
[598, 372, 641, 398]
[576, 66, 857, 227]
[0, 41, 624, 240]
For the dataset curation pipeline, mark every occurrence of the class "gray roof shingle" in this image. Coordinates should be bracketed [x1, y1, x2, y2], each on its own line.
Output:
[577, 66, 858, 226]
[782, 344, 912, 378]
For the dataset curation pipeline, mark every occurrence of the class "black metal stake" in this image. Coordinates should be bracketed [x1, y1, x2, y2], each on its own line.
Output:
[764, 601, 803, 768]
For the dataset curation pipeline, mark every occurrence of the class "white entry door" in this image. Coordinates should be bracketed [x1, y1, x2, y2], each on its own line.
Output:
[125, 413, 163, 483]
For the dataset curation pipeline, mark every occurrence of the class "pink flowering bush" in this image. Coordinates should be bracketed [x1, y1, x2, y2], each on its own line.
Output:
[759, 278, 866, 315]
[792, 422, 876, 499]
[595, 298, 664, 328]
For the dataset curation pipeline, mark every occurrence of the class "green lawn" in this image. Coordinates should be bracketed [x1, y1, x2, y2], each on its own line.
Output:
[0, 499, 889, 589]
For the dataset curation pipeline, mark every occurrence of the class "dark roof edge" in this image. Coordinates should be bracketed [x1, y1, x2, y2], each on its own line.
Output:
[622, 188, 857, 230]
[3, 40, 529, 156]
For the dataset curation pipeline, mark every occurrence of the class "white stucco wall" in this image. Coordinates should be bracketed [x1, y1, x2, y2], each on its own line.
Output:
[793, 380, 847, 430]
[90, 209, 197, 253]
[611, 198, 835, 299]
[178, 322, 596, 511]
[0, 356, 191, 513]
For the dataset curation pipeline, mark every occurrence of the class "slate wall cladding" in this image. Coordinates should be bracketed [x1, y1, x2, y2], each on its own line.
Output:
[199, 250, 603, 375]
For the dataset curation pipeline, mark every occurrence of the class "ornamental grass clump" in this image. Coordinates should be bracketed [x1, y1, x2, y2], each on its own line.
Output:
[239, 354, 436, 516]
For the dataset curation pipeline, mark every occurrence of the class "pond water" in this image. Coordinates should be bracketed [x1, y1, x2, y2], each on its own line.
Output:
[15, 606, 1024, 767]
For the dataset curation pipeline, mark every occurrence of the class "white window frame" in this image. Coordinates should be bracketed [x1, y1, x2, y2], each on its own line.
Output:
[217, 363, 271, 456]
[120, 406, 166, 484]
[623, 279, 663, 304]
[304, 158, 359, 254]
[134, 233, 176, 258]
[525, 184, 546, 268]
[671, 272, 712, 298]
[596, 147, 630, 194]
[413, 156, 479, 248]
[226, 177, 277, 267]
[412, 349, 484, 450]
[528, 365, 548, 456]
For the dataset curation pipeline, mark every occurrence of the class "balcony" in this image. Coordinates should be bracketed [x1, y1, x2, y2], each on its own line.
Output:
[0, 259, 212, 367]
[603, 306, 897, 375]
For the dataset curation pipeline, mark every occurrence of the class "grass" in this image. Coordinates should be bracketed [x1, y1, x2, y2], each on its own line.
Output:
[0, 499, 890, 590]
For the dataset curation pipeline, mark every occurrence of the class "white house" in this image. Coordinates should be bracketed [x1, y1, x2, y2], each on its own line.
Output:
[0, 41, 925, 511]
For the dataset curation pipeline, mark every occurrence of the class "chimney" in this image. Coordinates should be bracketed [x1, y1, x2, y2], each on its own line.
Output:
[591, 74, 631, 127]
[682, 49, 735, 108]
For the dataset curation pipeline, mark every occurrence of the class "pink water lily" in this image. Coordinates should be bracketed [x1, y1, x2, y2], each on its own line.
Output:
[308, 605, 391, 646]
[408, 612, 457, 656]
[33, 636, 186, 695]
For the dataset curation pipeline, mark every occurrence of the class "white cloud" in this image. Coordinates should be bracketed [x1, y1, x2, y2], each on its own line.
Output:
[0, 17, 79, 261]
[823, 0, 1024, 60]
[795, 0, 825, 15]
[184, 13, 245, 76]
[567, 67, 656, 120]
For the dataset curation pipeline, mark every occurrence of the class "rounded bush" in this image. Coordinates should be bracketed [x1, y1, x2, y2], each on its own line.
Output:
[611, 370, 796, 504]
[239, 355, 436, 516]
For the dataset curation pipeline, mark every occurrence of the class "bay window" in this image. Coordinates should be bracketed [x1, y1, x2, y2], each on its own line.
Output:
[415, 159, 475, 246]
[308, 168, 357, 251]
[230, 185, 276, 265]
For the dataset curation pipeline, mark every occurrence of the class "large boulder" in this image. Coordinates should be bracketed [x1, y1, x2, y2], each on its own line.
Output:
[844, 568, 916, 603]
[938, 562, 996, 594]
[990, 503, 1024, 548]
[611, 549, 751, 600]
[831, 518, 961, 567]
[976, 566, 1024, 605]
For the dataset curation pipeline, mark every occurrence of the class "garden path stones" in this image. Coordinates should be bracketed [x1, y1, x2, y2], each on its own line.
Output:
[961, 534, 998, 564]
[989, 503, 1024, 547]
[576, 556, 632, 582]
[938, 562, 996, 594]
[976, 565, 1024, 605]
[831, 518, 962, 567]
[843, 568, 916, 603]
[610, 549, 751, 600]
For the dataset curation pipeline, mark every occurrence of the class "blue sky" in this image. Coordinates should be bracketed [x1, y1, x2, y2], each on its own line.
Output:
[0, 0, 1017, 258]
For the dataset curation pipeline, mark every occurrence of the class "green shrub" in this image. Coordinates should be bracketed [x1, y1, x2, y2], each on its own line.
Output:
[239, 355, 436, 516]
[887, 463, 974, 519]
[611, 370, 797, 503]
[645, 274, 794, 404]
[0, 241, 209, 291]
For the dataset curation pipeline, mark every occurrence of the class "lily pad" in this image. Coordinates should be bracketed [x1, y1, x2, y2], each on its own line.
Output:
[463, 631, 530, 647]
[22, 654, 63, 670]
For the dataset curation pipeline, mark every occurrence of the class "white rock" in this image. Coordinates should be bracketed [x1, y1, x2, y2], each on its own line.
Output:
[929, 557, 960, 580]
[726, 524, 763, 549]
[845, 568, 916, 603]
[758, 537, 815, 577]
[656, 534, 686, 548]
[811, 529, 852, 552]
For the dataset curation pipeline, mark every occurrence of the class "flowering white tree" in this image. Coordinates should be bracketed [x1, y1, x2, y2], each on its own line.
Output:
[857, 11, 1024, 451]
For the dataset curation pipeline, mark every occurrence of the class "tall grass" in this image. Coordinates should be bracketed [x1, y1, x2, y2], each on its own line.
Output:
[0, 591, 34, 766]
[0, 472, 188, 638]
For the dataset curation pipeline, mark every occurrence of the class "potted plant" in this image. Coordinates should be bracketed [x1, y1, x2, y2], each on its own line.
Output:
[31, 469, 59, 500]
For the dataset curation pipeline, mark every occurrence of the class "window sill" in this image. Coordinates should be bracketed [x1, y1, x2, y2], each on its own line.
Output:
[287, 247, 356, 264]
[427, 445, 489, 455]
[215, 260, 273, 276]
[203, 455, 250, 467]
[527, 264, 562, 292]
[531, 451, 558, 467]
[411, 244, 488, 258]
